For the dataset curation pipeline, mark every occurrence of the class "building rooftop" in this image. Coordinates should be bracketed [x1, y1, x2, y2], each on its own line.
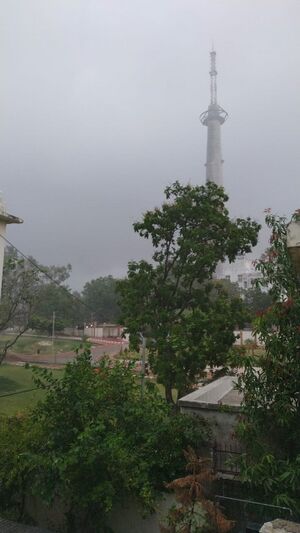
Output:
[0, 196, 23, 225]
[178, 375, 243, 411]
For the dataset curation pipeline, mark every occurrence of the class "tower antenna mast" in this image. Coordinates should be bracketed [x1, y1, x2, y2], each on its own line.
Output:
[199, 49, 228, 186]
[210, 48, 217, 105]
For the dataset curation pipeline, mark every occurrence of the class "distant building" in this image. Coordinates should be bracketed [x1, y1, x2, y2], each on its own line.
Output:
[63, 324, 125, 339]
[85, 323, 124, 338]
[222, 256, 261, 290]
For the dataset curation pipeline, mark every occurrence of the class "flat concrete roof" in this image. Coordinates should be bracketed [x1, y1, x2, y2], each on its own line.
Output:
[178, 375, 243, 412]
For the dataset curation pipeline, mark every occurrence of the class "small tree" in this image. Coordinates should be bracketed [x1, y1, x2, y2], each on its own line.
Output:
[118, 181, 259, 402]
[236, 211, 300, 512]
[161, 447, 234, 533]
[0, 249, 41, 364]
[29, 315, 65, 335]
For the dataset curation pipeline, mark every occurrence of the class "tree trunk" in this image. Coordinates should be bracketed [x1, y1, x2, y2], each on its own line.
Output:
[165, 382, 174, 405]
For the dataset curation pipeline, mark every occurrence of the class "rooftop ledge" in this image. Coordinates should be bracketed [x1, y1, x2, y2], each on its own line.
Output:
[0, 212, 23, 224]
[178, 375, 243, 412]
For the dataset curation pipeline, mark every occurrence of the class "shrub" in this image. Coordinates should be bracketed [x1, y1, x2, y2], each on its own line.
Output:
[0, 347, 210, 531]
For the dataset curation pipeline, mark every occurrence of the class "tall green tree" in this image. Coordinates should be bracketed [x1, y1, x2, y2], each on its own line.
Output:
[118, 181, 260, 402]
[82, 276, 120, 323]
[32, 263, 85, 328]
[236, 211, 300, 513]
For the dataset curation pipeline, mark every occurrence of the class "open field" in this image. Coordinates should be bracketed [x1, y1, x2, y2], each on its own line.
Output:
[0, 334, 82, 356]
[0, 364, 63, 416]
[0, 335, 123, 366]
[0, 362, 176, 416]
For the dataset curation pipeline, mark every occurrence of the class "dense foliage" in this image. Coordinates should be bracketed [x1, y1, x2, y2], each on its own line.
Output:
[118, 181, 260, 402]
[2, 248, 85, 334]
[236, 212, 300, 513]
[219, 279, 272, 324]
[0, 347, 209, 531]
[242, 286, 272, 322]
[2, 249, 121, 337]
[82, 276, 120, 324]
[28, 262, 85, 328]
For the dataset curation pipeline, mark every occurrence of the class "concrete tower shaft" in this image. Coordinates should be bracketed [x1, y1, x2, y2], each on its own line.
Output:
[200, 50, 228, 186]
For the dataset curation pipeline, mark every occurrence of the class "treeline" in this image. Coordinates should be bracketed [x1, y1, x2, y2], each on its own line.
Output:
[3, 246, 272, 337]
[3, 247, 121, 334]
[1, 182, 299, 525]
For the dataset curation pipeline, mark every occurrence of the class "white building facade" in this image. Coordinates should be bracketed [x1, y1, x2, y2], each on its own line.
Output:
[221, 256, 261, 290]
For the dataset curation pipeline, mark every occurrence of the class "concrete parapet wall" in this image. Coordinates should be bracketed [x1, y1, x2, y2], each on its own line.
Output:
[25, 494, 175, 532]
[179, 376, 238, 406]
[180, 405, 239, 447]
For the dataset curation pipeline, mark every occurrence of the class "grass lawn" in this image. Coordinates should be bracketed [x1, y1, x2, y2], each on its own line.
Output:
[0, 364, 63, 416]
[0, 334, 81, 356]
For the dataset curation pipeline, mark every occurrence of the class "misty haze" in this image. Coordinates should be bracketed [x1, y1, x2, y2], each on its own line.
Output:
[1, 0, 299, 288]
[1, 2, 300, 532]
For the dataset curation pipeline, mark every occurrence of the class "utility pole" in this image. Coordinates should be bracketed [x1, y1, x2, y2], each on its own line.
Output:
[52, 311, 56, 364]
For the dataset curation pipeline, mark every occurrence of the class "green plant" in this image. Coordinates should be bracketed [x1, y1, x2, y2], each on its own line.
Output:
[160, 447, 234, 533]
[82, 275, 121, 323]
[118, 181, 259, 402]
[0, 346, 210, 531]
[0, 249, 41, 364]
[236, 211, 300, 513]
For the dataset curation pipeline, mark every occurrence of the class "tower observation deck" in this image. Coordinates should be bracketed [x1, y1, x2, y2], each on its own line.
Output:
[200, 50, 228, 186]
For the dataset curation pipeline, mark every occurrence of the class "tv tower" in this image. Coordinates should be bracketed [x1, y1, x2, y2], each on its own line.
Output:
[200, 49, 228, 186]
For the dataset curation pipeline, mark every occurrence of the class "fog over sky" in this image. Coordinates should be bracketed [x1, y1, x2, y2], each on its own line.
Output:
[1, 0, 300, 288]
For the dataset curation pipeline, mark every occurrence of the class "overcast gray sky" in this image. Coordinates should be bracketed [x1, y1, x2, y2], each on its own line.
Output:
[1, 0, 300, 288]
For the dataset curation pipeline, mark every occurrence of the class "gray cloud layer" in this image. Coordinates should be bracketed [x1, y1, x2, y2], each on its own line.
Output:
[1, 0, 299, 287]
